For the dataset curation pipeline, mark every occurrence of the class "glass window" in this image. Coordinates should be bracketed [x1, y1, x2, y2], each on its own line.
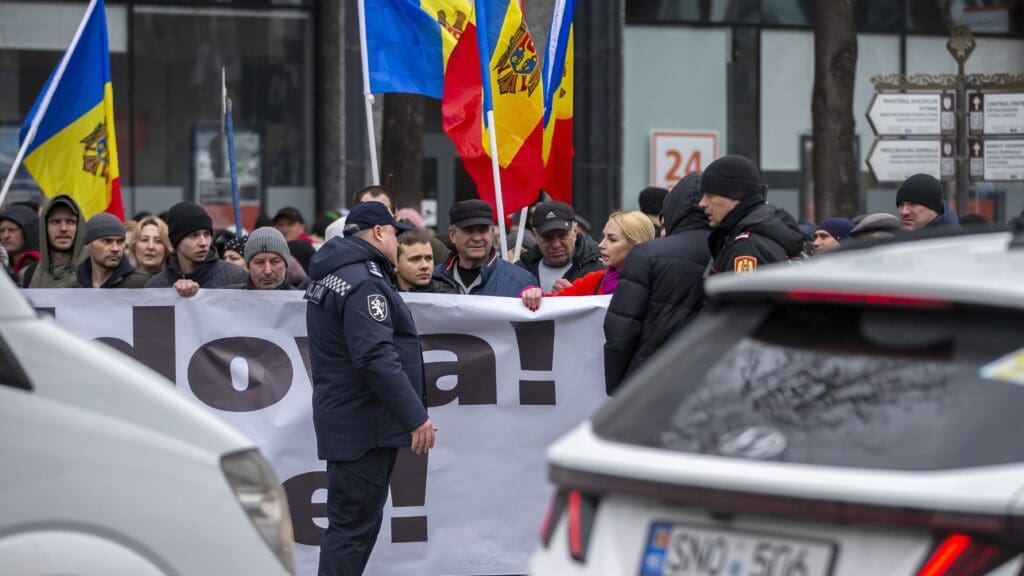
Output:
[594, 302, 1024, 471]
[761, 0, 814, 25]
[909, 0, 1024, 35]
[626, 0, 761, 24]
[130, 6, 313, 228]
[856, 0, 905, 32]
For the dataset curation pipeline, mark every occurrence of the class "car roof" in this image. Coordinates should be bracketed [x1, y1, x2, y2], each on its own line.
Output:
[706, 230, 1024, 310]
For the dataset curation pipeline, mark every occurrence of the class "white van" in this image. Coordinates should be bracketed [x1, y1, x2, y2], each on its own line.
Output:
[0, 273, 294, 576]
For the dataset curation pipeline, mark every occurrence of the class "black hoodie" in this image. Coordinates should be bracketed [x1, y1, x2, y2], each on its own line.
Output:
[707, 195, 805, 275]
[144, 247, 248, 288]
[603, 172, 712, 395]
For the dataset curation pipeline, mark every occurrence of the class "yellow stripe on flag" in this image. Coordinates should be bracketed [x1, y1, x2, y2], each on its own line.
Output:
[421, 0, 474, 70]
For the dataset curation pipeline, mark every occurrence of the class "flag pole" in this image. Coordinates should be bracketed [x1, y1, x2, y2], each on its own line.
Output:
[0, 0, 99, 207]
[356, 0, 381, 186]
[474, 0, 509, 260]
[512, 206, 528, 262]
[223, 69, 243, 234]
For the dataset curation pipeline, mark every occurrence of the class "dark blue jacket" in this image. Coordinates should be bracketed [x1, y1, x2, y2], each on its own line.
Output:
[927, 202, 961, 229]
[433, 249, 537, 297]
[305, 236, 429, 462]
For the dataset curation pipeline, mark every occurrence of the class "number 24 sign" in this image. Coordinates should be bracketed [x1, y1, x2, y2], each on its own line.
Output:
[651, 131, 719, 190]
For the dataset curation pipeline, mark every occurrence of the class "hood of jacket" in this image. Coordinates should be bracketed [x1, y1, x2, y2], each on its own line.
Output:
[928, 202, 961, 229]
[29, 195, 87, 288]
[663, 172, 710, 236]
[0, 204, 40, 253]
[309, 236, 394, 282]
[75, 254, 137, 288]
[711, 197, 805, 258]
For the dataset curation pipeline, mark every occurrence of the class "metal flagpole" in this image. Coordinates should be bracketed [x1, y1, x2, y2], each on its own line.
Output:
[512, 206, 528, 262]
[475, 0, 509, 260]
[356, 0, 381, 186]
[223, 69, 243, 234]
[0, 0, 100, 208]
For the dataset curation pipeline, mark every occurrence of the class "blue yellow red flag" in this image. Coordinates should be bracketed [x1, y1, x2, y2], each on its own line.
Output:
[541, 0, 575, 204]
[19, 0, 122, 220]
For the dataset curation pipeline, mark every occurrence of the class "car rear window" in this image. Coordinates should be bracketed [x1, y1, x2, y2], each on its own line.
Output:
[593, 301, 1024, 471]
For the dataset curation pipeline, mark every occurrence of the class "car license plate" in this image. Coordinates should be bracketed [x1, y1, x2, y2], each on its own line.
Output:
[639, 521, 836, 576]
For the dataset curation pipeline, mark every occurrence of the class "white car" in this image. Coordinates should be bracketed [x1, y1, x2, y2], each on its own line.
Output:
[532, 230, 1024, 576]
[0, 273, 294, 575]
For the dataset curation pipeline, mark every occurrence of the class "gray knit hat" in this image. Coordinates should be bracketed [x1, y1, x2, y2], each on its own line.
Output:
[84, 212, 125, 244]
[244, 226, 290, 266]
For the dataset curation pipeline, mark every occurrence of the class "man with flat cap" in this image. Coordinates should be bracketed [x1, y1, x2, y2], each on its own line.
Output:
[305, 201, 436, 576]
[698, 155, 804, 275]
[433, 199, 537, 296]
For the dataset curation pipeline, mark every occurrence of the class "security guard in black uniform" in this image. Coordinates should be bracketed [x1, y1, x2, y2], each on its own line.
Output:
[305, 202, 437, 576]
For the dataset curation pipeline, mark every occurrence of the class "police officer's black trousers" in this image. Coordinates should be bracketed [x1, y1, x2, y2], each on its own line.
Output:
[319, 448, 399, 576]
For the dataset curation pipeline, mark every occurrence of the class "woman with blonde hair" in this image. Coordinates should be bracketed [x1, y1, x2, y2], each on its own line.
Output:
[129, 216, 173, 275]
[522, 210, 654, 309]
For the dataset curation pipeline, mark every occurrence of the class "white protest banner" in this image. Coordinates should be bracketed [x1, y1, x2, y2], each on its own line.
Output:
[24, 289, 611, 576]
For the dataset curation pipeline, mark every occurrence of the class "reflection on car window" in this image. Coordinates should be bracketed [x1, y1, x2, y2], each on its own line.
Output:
[594, 303, 1024, 471]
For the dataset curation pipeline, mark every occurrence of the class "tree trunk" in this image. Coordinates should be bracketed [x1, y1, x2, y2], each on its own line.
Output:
[812, 0, 858, 221]
[381, 93, 425, 212]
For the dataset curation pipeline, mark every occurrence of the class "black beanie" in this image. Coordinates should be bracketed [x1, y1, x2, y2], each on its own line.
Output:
[638, 187, 669, 215]
[166, 202, 213, 247]
[896, 173, 944, 215]
[700, 155, 761, 201]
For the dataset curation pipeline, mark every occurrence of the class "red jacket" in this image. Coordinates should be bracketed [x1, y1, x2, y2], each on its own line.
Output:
[549, 270, 606, 296]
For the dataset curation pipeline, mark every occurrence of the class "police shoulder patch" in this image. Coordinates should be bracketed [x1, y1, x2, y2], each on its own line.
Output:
[734, 255, 758, 274]
[303, 282, 327, 304]
[320, 274, 352, 297]
[367, 261, 383, 278]
[367, 294, 389, 322]
[734, 231, 752, 241]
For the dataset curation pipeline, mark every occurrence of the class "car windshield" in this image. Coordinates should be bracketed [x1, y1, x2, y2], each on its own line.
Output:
[593, 301, 1024, 471]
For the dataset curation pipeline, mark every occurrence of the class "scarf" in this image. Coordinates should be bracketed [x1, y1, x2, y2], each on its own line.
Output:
[600, 267, 621, 295]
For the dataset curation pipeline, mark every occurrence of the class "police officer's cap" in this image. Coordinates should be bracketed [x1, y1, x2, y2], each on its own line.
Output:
[343, 202, 414, 235]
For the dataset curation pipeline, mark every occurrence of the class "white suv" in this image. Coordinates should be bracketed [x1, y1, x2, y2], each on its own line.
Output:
[0, 273, 294, 576]
[532, 230, 1024, 576]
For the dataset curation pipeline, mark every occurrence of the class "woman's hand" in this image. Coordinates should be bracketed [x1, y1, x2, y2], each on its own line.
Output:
[521, 286, 543, 311]
[551, 278, 572, 293]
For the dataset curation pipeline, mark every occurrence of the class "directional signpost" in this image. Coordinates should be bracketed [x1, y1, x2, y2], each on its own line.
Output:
[969, 92, 1024, 136]
[868, 140, 955, 182]
[866, 93, 955, 136]
[969, 138, 1024, 181]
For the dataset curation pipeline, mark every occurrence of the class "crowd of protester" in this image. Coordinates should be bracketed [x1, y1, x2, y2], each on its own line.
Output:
[1, 154, 985, 394]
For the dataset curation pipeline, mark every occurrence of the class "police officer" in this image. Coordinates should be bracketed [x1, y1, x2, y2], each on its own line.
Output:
[698, 155, 804, 275]
[305, 201, 436, 576]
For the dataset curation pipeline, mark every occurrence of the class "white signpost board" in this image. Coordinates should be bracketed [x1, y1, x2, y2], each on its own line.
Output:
[969, 92, 1024, 135]
[969, 138, 1024, 181]
[650, 130, 719, 190]
[866, 93, 955, 136]
[867, 140, 954, 182]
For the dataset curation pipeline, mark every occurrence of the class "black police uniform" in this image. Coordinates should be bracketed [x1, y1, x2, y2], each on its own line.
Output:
[707, 197, 805, 275]
[306, 234, 428, 576]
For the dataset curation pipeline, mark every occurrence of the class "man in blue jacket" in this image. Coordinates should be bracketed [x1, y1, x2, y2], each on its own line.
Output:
[433, 199, 537, 296]
[305, 201, 437, 576]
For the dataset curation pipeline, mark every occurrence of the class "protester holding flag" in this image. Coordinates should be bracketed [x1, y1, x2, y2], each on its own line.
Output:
[24, 195, 87, 288]
[2, 0, 123, 220]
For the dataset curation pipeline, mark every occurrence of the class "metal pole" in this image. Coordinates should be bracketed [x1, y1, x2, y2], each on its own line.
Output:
[956, 59, 969, 217]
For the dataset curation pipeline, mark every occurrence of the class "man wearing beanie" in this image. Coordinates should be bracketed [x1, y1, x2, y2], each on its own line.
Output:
[72, 213, 149, 288]
[226, 227, 296, 290]
[896, 173, 961, 231]
[25, 195, 87, 288]
[698, 155, 804, 274]
[145, 201, 248, 296]
[0, 204, 41, 284]
[812, 217, 855, 255]
[638, 186, 669, 236]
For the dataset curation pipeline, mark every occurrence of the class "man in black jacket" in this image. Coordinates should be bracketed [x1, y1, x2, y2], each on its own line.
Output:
[604, 173, 710, 395]
[698, 155, 804, 275]
[144, 202, 249, 295]
[517, 201, 603, 293]
[306, 201, 435, 576]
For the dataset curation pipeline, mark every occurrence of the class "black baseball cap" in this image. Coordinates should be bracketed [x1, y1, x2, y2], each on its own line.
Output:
[449, 199, 494, 229]
[343, 201, 414, 235]
[530, 201, 575, 235]
[273, 206, 305, 225]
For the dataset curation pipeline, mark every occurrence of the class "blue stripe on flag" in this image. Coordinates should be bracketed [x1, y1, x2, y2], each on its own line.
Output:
[365, 0, 445, 98]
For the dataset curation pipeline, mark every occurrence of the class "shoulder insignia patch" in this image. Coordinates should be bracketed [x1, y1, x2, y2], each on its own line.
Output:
[320, 274, 352, 296]
[734, 231, 752, 241]
[303, 282, 327, 305]
[367, 261, 383, 278]
[367, 294, 389, 322]
[734, 256, 758, 274]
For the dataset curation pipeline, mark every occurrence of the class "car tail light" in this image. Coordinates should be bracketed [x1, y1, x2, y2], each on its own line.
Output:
[916, 533, 1014, 576]
[783, 289, 950, 308]
[567, 489, 600, 563]
[540, 490, 568, 548]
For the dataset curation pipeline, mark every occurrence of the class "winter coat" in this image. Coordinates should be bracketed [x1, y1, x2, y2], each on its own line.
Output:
[433, 249, 538, 297]
[604, 173, 711, 395]
[305, 236, 429, 461]
[408, 279, 460, 294]
[927, 203, 961, 229]
[72, 257, 150, 288]
[26, 195, 87, 288]
[145, 248, 249, 289]
[707, 197, 805, 275]
[517, 234, 604, 290]
[0, 204, 41, 278]
[548, 269, 608, 296]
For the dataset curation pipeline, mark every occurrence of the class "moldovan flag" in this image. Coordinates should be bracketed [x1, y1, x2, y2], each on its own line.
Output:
[19, 0, 123, 220]
[541, 0, 575, 204]
[444, 0, 544, 217]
